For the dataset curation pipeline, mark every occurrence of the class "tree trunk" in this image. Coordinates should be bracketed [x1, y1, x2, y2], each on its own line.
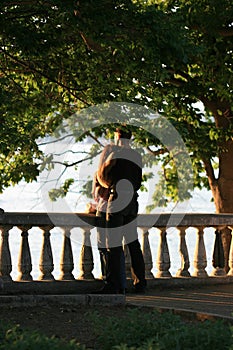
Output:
[208, 139, 233, 272]
[211, 140, 233, 213]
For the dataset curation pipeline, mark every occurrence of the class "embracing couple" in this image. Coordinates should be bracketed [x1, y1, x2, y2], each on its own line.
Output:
[92, 126, 146, 294]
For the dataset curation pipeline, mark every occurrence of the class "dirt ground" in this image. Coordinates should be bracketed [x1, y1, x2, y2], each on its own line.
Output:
[0, 304, 130, 348]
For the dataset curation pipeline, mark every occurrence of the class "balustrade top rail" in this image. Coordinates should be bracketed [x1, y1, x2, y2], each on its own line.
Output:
[1, 212, 233, 228]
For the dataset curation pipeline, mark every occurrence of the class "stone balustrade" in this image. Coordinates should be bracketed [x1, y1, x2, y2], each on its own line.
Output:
[1, 212, 233, 294]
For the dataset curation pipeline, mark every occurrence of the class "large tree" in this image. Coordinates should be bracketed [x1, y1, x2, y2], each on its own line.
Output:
[0, 0, 232, 218]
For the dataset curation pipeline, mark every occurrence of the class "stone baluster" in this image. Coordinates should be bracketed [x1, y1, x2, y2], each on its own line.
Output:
[227, 226, 233, 276]
[59, 227, 75, 280]
[156, 227, 171, 277]
[140, 227, 154, 278]
[176, 227, 190, 277]
[221, 227, 232, 273]
[0, 225, 13, 281]
[123, 239, 132, 279]
[78, 226, 94, 280]
[17, 225, 33, 281]
[192, 226, 208, 277]
[38, 226, 55, 280]
[211, 228, 226, 276]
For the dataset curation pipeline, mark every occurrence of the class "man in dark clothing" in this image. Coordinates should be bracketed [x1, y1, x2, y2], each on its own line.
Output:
[96, 127, 146, 294]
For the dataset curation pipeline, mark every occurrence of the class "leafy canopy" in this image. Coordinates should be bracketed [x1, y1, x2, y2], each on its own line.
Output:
[0, 0, 232, 208]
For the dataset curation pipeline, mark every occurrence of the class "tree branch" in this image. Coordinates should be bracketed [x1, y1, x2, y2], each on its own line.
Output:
[218, 28, 233, 37]
[79, 32, 105, 52]
[146, 146, 168, 156]
[202, 158, 216, 185]
[86, 131, 104, 147]
[0, 48, 91, 106]
[200, 96, 232, 127]
[190, 24, 233, 37]
[166, 67, 190, 82]
[50, 153, 101, 168]
[165, 78, 185, 87]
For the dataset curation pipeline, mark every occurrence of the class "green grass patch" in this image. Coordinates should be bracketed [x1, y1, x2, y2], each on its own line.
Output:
[0, 323, 85, 350]
[87, 308, 233, 350]
[1, 308, 233, 350]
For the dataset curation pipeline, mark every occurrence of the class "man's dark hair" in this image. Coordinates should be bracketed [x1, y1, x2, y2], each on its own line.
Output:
[115, 127, 132, 139]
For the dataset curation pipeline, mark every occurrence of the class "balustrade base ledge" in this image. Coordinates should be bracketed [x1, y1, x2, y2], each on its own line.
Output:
[0, 279, 103, 295]
[0, 293, 125, 308]
[146, 275, 233, 289]
[1, 276, 233, 296]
